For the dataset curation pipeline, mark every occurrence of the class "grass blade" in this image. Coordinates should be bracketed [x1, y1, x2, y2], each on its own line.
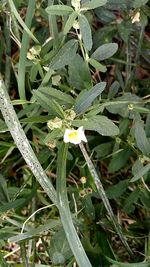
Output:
[17, 0, 37, 100]
[48, 0, 59, 40]
[56, 143, 92, 267]
[8, 0, 39, 44]
[79, 142, 133, 256]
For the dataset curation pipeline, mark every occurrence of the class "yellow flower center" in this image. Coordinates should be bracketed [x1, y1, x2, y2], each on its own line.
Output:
[68, 131, 78, 141]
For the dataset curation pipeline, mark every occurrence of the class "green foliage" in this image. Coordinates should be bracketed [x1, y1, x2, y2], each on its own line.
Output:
[91, 43, 118, 61]
[0, 0, 150, 266]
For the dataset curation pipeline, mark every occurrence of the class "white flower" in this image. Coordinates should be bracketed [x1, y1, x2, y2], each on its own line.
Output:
[131, 12, 140, 23]
[64, 126, 87, 144]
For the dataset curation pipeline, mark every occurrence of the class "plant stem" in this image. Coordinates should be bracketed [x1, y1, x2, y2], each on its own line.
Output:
[20, 242, 28, 267]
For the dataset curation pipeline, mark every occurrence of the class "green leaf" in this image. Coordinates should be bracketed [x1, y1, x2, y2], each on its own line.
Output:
[46, 5, 74, 16]
[123, 189, 140, 214]
[81, 195, 95, 220]
[79, 14, 92, 51]
[108, 148, 131, 173]
[49, 39, 78, 70]
[0, 119, 8, 132]
[72, 115, 119, 136]
[32, 90, 64, 118]
[117, 21, 131, 43]
[106, 93, 142, 118]
[74, 82, 106, 115]
[91, 43, 118, 61]
[94, 142, 113, 158]
[68, 54, 91, 90]
[12, 99, 33, 105]
[95, 7, 116, 23]
[30, 63, 39, 82]
[64, 11, 78, 35]
[0, 251, 9, 267]
[0, 198, 26, 212]
[44, 128, 62, 144]
[133, 0, 149, 8]
[0, 176, 10, 203]
[88, 58, 107, 72]
[20, 116, 50, 123]
[108, 81, 120, 99]
[38, 87, 74, 105]
[130, 163, 150, 182]
[134, 122, 150, 155]
[106, 180, 129, 199]
[146, 113, 150, 138]
[50, 229, 73, 264]
[81, 0, 107, 10]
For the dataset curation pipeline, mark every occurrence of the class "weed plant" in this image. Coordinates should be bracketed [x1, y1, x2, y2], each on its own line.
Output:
[0, 0, 150, 266]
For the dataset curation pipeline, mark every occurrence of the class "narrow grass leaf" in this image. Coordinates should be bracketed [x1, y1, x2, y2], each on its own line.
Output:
[9, 219, 60, 243]
[79, 143, 133, 256]
[130, 163, 150, 182]
[74, 82, 106, 115]
[17, 0, 37, 100]
[0, 198, 26, 212]
[46, 5, 74, 16]
[106, 256, 150, 266]
[12, 99, 34, 105]
[91, 43, 118, 61]
[48, 0, 59, 40]
[8, 0, 39, 44]
[56, 143, 92, 267]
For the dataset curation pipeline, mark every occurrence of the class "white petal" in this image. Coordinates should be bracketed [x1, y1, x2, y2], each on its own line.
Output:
[77, 126, 87, 143]
[63, 129, 71, 143]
